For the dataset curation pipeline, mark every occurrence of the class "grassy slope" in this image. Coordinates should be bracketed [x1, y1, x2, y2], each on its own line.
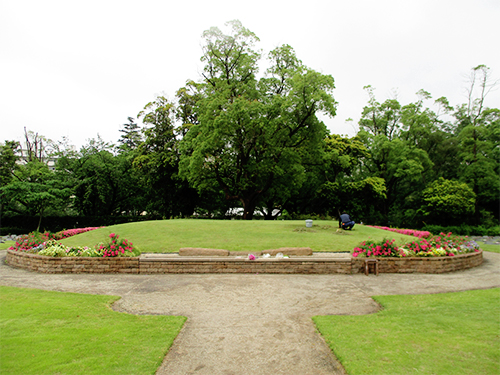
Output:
[0, 241, 14, 250]
[59, 220, 420, 253]
[313, 288, 500, 375]
[0, 286, 186, 375]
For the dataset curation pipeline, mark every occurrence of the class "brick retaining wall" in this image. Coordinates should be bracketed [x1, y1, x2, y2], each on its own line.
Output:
[5, 250, 483, 274]
[5, 251, 139, 274]
[351, 251, 483, 274]
[139, 257, 352, 274]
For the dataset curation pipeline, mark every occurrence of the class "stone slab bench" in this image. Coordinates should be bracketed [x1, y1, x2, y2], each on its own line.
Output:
[179, 247, 313, 257]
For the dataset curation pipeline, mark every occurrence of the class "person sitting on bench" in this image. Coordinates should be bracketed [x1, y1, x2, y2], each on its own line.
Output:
[340, 212, 355, 230]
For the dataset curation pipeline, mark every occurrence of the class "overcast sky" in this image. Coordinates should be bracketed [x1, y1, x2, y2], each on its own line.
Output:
[1, 0, 499, 149]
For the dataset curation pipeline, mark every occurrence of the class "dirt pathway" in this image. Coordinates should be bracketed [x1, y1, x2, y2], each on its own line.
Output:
[1, 251, 499, 374]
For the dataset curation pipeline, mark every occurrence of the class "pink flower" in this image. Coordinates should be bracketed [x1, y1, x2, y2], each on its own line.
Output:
[248, 254, 255, 260]
[109, 233, 115, 238]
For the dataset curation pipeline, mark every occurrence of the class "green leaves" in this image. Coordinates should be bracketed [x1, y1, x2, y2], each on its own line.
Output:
[0, 161, 72, 230]
[420, 178, 476, 221]
[179, 22, 337, 219]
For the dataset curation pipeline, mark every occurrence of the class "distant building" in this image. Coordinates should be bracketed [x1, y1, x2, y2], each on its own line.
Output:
[15, 148, 58, 171]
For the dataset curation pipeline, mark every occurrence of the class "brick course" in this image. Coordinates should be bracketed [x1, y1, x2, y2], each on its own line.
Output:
[6, 250, 483, 275]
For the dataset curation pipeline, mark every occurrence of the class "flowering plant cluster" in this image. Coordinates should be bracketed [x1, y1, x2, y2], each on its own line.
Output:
[38, 241, 101, 257]
[94, 233, 140, 257]
[8, 229, 139, 258]
[10, 231, 48, 253]
[50, 227, 103, 241]
[353, 232, 480, 258]
[9, 227, 102, 252]
[352, 238, 400, 258]
[367, 226, 431, 239]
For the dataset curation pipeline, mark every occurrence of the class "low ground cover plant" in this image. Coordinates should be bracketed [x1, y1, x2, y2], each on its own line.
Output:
[353, 232, 480, 258]
[313, 288, 500, 375]
[0, 286, 186, 374]
[367, 225, 431, 238]
[422, 224, 500, 236]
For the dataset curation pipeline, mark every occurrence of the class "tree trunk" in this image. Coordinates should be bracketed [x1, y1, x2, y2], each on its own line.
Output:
[36, 208, 44, 232]
[241, 197, 257, 220]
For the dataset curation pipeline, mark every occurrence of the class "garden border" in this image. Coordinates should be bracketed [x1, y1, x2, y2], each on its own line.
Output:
[5, 249, 483, 274]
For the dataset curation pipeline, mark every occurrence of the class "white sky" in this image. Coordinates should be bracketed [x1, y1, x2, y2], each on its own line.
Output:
[1, 0, 499, 149]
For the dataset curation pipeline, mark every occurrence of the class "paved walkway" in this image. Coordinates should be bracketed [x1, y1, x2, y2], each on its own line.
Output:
[1, 250, 499, 375]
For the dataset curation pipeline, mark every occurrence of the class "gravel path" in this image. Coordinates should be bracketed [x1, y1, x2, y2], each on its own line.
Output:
[1, 250, 499, 375]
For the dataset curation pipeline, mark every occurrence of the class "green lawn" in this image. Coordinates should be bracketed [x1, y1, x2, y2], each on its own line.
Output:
[313, 288, 500, 375]
[59, 219, 419, 253]
[0, 286, 186, 375]
[0, 241, 14, 250]
[476, 241, 500, 253]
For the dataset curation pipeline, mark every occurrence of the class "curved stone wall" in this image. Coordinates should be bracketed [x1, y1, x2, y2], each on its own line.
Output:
[6, 249, 483, 274]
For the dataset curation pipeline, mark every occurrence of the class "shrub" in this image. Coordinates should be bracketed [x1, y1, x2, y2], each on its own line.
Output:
[94, 233, 140, 257]
[38, 241, 102, 257]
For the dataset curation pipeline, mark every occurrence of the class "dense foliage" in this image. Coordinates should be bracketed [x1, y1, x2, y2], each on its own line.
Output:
[1, 23, 498, 231]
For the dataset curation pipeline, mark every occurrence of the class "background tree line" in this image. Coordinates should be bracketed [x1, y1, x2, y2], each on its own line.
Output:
[1, 21, 498, 233]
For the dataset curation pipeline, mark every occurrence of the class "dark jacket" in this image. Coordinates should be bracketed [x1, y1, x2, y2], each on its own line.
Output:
[340, 213, 351, 223]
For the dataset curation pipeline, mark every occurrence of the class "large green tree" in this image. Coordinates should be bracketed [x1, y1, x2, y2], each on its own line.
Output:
[420, 178, 476, 225]
[57, 137, 143, 216]
[315, 134, 387, 222]
[179, 21, 337, 219]
[0, 141, 20, 187]
[1, 161, 71, 231]
[357, 88, 435, 226]
[133, 96, 198, 217]
[453, 65, 500, 224]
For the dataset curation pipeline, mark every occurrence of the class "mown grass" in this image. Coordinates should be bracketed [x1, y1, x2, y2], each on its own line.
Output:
[0, 241, 14, 250]
[59, 219, 419, 253]
[313, 288, 500, 375]
[0, 286, 186, 375]
[476, 241, 500, 253]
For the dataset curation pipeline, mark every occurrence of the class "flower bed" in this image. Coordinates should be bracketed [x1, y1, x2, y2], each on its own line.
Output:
[9, 228, 103, 253]
[353, 231, 480, 258]
[367, 226, 431, 238]
[9, 230, 139, 258]
[4, 226, 484, 274]
[5, 249, 482, 274]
